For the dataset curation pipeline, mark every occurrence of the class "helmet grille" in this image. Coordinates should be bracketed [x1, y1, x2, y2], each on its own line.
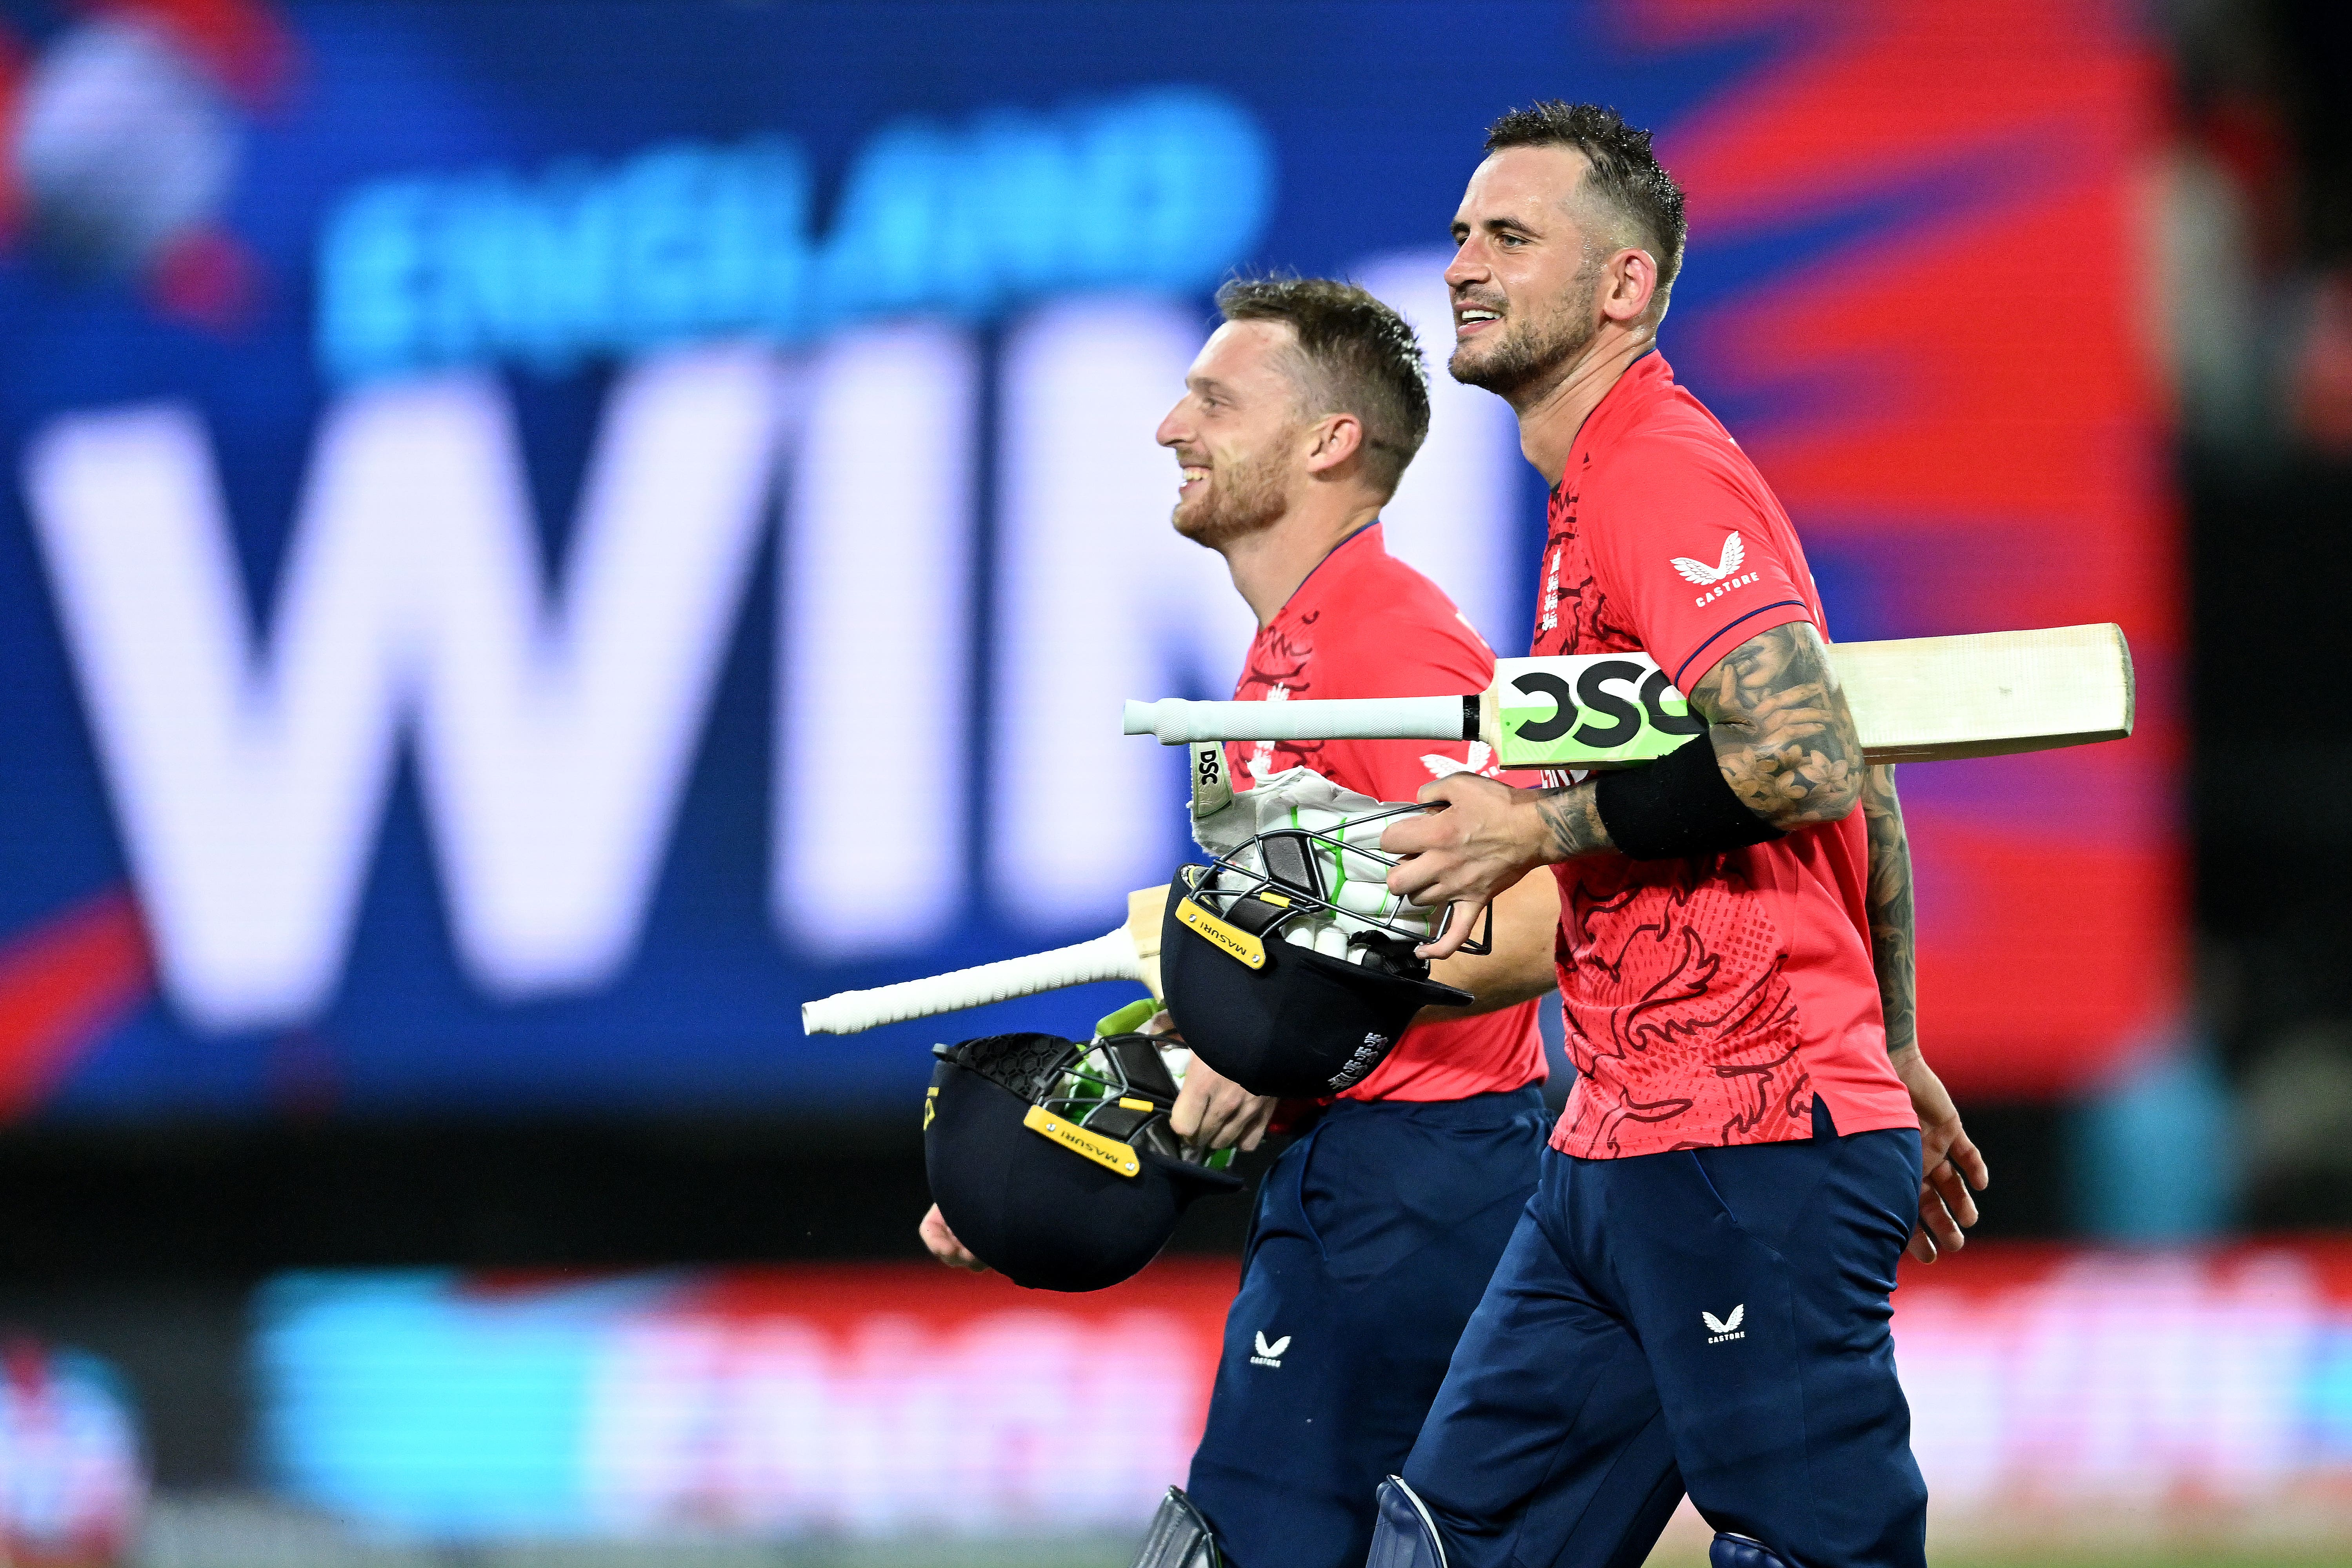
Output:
[937, 1033, 1078, 1103]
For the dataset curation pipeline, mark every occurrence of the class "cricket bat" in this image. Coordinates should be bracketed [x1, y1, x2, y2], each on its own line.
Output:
[1122, 624, 2134, 769]
[800, 886, 1169, 1035]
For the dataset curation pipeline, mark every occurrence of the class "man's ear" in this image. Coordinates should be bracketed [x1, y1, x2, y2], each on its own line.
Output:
[1303, 412, 1365, 476]
[1600, 247, 1658, 325]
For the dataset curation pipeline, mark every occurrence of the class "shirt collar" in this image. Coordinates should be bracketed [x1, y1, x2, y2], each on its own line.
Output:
[1268, 520, 1384, 626]
[1563, 350, 1671, 486]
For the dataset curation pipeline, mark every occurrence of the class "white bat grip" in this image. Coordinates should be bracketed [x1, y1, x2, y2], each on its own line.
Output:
[800, 929, 1141, 1035]
[1122, 695, 1472, 745]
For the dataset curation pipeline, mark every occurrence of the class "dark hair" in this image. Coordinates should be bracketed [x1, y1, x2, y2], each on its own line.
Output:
[1484, 101, 1686, 307]
[1213, 275, 1431, 496]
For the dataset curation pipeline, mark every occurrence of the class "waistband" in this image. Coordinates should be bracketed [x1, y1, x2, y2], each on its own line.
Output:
[1315, 1082, 1548, 1131]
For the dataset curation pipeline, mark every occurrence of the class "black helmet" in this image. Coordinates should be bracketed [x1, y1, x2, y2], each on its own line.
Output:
[1159, 774, 1483, 1097]
[924, 1031, 1243, 1292]
[1160, 862, 1473, 1097]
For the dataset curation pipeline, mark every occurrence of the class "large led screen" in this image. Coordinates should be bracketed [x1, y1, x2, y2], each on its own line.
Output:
[254, 1248, 2352, 1542]
[0, 0, 2178, 1118]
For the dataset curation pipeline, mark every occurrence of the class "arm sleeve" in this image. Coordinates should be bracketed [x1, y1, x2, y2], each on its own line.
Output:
[1584, 432, 1816, 698]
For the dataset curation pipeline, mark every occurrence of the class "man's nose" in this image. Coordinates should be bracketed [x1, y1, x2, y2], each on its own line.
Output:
[1444, 240, 1487, 288]
[1155, 401, 1188, 447]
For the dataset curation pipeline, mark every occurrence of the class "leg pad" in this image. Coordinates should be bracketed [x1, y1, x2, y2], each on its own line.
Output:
[1365, 1475, 1449, 1568]
[1131, 1485, 1222, 1568]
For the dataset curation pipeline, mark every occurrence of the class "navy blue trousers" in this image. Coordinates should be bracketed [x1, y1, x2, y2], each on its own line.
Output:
[1402, 1102, 1928, 1568]
[1186, 1086, 1550, 1568]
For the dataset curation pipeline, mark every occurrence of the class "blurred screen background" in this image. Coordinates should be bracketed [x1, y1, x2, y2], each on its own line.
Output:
[0, 0, 2339, 1563]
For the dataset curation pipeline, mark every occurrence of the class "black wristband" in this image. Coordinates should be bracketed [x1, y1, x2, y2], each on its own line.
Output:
[1592, 732, 1784, 860]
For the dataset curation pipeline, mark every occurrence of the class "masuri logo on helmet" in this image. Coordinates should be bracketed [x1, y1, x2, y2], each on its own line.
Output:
[1158, 765, 1477, 1099]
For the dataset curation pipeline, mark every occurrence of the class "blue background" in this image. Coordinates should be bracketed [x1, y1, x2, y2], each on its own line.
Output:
[0, 2, 2012, 1119]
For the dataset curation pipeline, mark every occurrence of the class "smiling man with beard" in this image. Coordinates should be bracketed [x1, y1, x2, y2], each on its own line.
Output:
[1361, 104, 1988, 1568]
[1144, 276, 1563, 1568]
[922, 277, 1563, 1568]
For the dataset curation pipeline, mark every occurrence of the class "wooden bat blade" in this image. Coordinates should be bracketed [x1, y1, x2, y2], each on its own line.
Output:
[1832, 623, 2134, 764]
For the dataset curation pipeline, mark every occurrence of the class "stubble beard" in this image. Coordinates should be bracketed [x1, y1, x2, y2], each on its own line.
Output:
[1448, 255, 1603, 403]
[1171, 438, 1293, 549]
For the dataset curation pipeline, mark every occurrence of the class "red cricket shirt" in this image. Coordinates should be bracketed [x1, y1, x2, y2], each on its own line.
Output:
[1226, 523, 1547, 1103]
[1533, 353, 1916, 1158]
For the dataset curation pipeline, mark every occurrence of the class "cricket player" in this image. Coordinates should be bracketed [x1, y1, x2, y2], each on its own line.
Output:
[1368, 104, 1991, 1568]
[924, 276, 1563, 1568]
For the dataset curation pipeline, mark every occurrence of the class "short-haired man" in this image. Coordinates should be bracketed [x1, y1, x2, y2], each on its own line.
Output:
[1371, 104, 1990, 1568]
[920, 276, 1561, 1568]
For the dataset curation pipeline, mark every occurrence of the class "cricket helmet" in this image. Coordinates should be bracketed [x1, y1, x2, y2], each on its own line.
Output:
[1161, 769, 1479, 1099]
[923, 1031, 1243, 1292]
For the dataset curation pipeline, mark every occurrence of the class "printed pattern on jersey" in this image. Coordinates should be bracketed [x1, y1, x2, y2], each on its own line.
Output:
[1535, 464, 1642, 653]
[1232, 611, 1328, 783]
[1549, 857, 1810, 1154]
[1539, 466, 1814, 1153]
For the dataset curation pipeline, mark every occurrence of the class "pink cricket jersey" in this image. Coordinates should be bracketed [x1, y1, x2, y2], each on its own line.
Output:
[1531, 353, 1916, 1159]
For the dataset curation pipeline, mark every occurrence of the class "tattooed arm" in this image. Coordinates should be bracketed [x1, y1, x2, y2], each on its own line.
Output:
[1859, 760, 1993, 1260]
[1380, 620, 1863, 953]
[1859, 763, 1917, 1054]
[1686, 620, 1863, 828]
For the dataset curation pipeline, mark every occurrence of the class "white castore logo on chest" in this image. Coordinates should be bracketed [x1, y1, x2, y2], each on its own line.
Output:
[1703, 1305, 1746, 1344]
[1251, 1331, 1290, 1368]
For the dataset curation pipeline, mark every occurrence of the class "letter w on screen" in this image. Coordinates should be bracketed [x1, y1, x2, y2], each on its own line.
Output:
[23, 348, 779, 1032]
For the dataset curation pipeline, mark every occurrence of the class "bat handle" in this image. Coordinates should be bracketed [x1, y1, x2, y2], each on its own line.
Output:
[801, 929, 1141, 1035]
[1122, 695, 1475, 744]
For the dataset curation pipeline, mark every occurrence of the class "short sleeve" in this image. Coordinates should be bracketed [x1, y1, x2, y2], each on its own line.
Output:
[1584, 432, 1815, 698]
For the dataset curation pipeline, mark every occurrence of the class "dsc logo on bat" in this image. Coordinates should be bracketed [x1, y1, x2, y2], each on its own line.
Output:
[1488, 654, 1704, 769]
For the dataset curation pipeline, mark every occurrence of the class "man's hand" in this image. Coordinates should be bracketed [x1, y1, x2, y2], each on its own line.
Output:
[1379, 772, 1601, 960]
[1420, 868, 1561, 1019]
[1168, 1050, 1278, 1153]
[919, 1203, 988, 1272]
[1891, 1046, 1988, 1262]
